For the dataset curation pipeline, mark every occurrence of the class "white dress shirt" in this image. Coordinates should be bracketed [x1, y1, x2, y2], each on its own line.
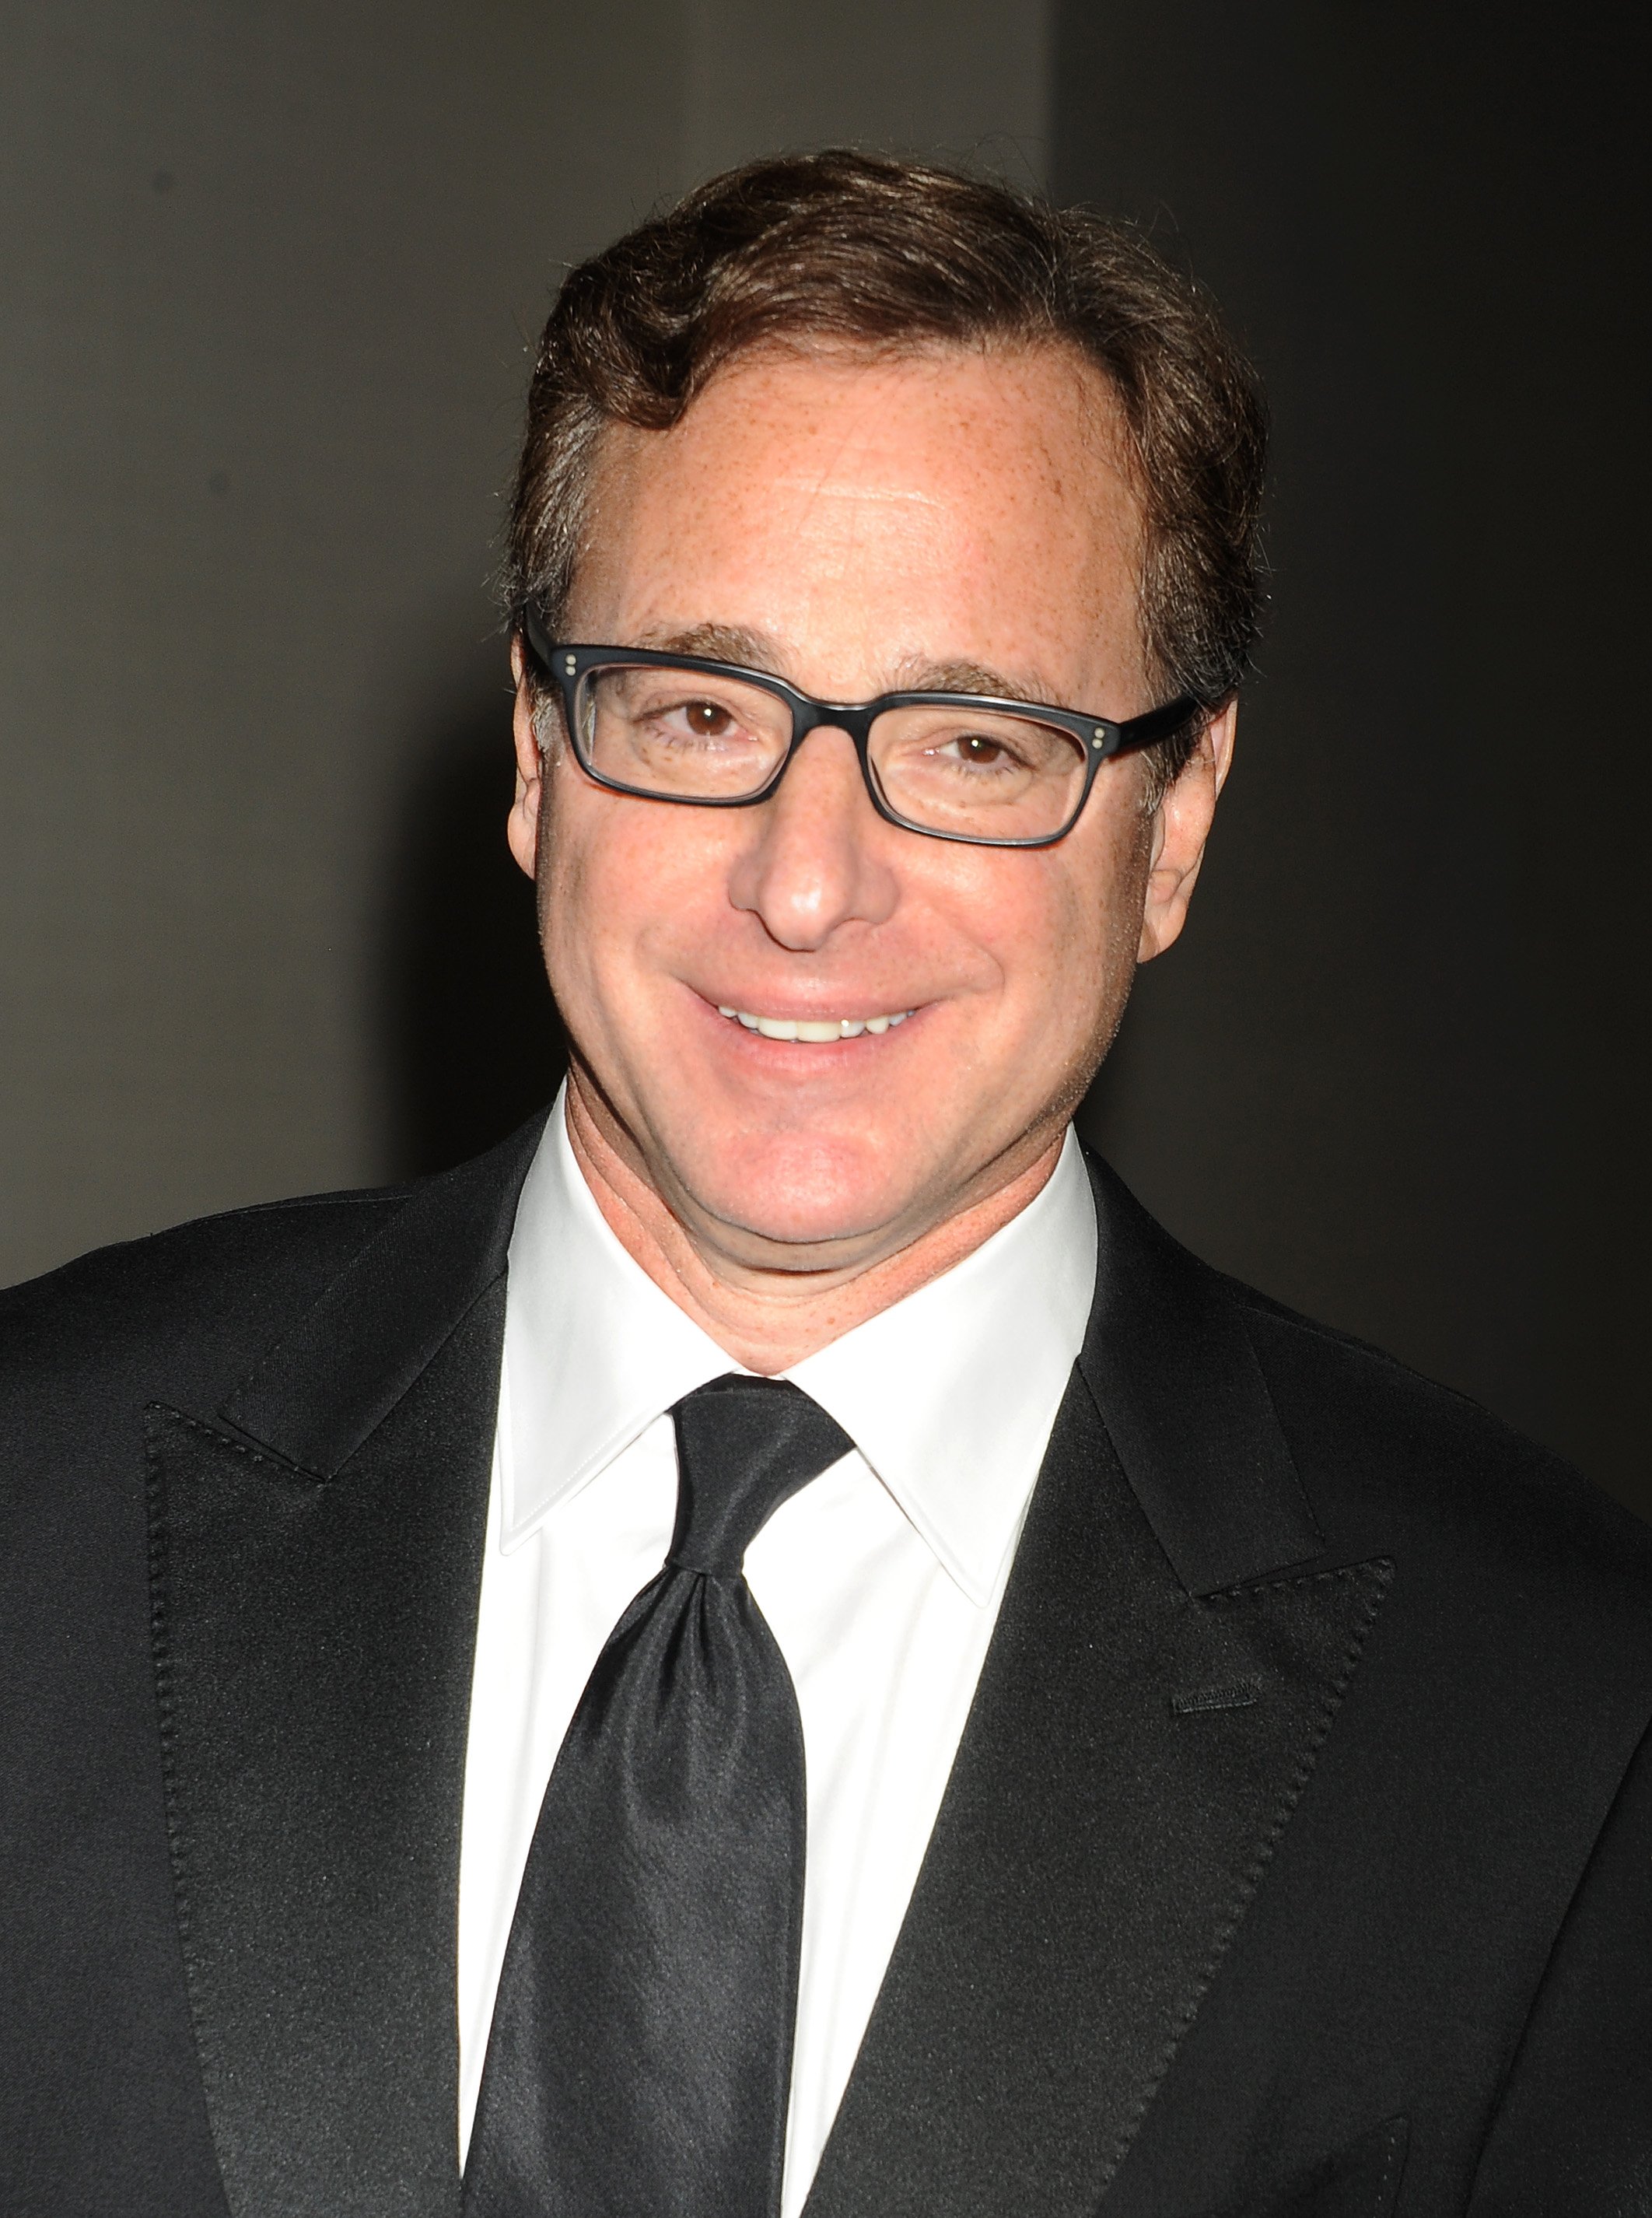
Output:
[457, 1090, 1097, 2210]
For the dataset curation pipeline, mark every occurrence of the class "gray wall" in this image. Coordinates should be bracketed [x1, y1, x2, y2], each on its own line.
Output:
[0, 0, 1046, 1270]
[4, 4, 1648, 1516]
[1056, 2, 1650, 1513]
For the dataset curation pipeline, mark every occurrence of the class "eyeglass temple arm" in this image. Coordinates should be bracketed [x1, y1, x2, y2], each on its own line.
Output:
[1111, 694, 1208, 755]
[518, 604, 559, 673]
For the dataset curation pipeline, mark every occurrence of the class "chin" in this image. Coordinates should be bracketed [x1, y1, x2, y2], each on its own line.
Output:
[673, 1126, 932, 1256]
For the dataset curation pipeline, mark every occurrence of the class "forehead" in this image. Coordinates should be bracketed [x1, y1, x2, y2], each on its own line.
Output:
[570, 341, 1148, 701]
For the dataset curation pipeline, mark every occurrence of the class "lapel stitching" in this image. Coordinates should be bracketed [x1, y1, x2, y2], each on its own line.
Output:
[145, 1267, 511, 2218]
[145, 1403, 310, 2215]
[1100, 1558, 1395, 2191]
[800, 1347, 1394, 2218]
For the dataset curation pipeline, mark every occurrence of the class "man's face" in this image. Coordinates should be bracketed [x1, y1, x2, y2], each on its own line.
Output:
[511, 342, 1219, 1276]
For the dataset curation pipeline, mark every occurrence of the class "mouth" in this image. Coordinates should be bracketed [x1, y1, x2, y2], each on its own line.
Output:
[713, 1003, 915, 1041]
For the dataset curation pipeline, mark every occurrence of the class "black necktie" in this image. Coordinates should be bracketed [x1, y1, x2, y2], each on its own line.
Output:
[463, 1373, 853, 2218]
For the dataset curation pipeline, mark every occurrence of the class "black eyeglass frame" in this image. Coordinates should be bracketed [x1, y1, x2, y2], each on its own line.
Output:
[520, 608, 1203, 850]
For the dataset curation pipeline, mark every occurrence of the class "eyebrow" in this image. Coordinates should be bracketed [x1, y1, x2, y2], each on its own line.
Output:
[630, 625, 1068, 710]
[636, 622, 779, 668]
[891, 655, 1056, 707]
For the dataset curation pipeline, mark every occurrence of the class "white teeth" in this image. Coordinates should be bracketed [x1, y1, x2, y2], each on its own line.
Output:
[716, 1004, 914, 1039]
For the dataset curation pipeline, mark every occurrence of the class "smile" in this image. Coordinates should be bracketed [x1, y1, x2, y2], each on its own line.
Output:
[714, 1005, 914, 1041]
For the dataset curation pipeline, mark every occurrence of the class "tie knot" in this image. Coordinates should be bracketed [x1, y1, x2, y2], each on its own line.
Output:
[667, 1375, 853, 1574]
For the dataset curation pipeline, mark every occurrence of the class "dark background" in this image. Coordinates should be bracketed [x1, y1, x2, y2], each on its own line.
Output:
[2, 4, 1647, 1517]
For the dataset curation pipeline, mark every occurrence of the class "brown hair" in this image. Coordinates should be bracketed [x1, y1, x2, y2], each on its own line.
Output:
[504, 149, 1267, 790]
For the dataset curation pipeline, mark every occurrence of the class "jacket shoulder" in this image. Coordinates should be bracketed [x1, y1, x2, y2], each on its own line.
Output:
[1216, 1267, 1652, 1617]
[0, 1179, 418, 1421]
[0, 1107, 545, 1451]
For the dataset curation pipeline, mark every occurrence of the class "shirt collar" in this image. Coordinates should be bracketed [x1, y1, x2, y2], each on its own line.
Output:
[501, 1087, 1097, 1606]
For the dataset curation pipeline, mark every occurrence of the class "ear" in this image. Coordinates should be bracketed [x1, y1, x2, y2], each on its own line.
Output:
[1138, 699, 1237, 962]
[507, 635, 545, 881]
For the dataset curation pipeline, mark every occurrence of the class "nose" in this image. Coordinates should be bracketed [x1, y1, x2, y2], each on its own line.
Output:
[726, 726, 900, 951]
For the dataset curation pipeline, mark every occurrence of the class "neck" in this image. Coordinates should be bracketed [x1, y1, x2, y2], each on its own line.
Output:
[562, 1072, 1066, 1374]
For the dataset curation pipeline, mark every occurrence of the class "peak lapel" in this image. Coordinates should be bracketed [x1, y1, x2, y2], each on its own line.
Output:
[146, 1121, 543, 2218]
[219, 1114, 543, 1480]
[803, 1156, 1391, 2218]
[1076, 1152, 1324, 1596]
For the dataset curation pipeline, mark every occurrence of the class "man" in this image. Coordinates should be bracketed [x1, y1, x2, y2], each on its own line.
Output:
[2, 151, 1648, 2218]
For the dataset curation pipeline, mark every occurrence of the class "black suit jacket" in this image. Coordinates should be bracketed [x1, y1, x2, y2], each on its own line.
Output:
[2, 1115, 1649, 2218]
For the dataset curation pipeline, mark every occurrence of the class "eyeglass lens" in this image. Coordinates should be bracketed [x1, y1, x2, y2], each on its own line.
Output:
[575, 664, 1090, 840]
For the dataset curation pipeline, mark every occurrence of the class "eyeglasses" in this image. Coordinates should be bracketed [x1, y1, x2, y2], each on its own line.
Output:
[520, 609, 1201, 849]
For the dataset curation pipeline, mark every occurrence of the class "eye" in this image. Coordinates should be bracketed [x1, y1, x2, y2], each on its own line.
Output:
[935, 726, 1035, 773]
[680, 698, 735, 738]
[954, 732, 1011, 767]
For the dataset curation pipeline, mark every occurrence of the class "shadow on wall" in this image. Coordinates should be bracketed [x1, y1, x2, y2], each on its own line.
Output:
[377, 671, 566, 1183]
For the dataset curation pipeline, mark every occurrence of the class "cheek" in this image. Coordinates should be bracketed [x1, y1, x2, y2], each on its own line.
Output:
[974, 811, 1148, 1061]
[535, 769, 621, 1015]
[1080, 809, 1151, 982]
[536, 766, 726, 1009]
